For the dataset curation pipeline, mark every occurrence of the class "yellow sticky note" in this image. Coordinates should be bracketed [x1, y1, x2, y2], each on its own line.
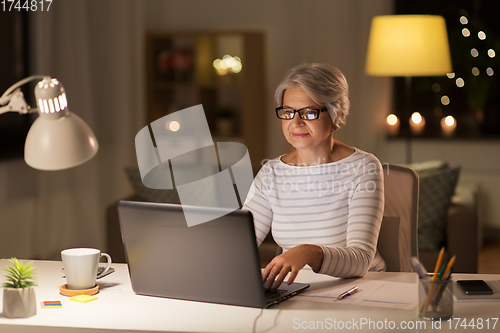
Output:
[69, 295, 98, 303]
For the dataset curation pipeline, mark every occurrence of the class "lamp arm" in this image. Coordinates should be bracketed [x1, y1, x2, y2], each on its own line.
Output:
[0, 89, 31, 115]
[0, 75, 50, 107]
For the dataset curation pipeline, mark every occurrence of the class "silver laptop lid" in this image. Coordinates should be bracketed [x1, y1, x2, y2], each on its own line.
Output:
[117, 200, 267, 308]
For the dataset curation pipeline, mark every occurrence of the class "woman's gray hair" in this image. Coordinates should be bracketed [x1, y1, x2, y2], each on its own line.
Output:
[275, 63, 350, 130]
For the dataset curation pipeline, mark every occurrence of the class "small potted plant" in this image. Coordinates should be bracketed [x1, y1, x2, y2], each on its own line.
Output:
[3, 258, 37, 318]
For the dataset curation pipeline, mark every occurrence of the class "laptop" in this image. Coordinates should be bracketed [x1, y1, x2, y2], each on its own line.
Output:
[117, 200, 309, 308]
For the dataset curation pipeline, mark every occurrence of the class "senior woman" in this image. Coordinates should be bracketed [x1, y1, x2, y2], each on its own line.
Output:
[243, 63, 385, 289]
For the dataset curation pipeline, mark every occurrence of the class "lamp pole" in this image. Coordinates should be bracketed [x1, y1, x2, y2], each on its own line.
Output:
[405, 76, 412, 164]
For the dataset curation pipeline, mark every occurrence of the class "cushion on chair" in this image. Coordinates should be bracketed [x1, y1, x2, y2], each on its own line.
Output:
[417, 166, 460, 252]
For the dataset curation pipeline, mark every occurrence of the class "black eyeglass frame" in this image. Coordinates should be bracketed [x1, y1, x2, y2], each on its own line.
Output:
[275, 106, 328, 120]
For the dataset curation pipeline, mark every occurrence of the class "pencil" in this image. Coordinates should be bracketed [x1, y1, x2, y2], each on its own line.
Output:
[422, 247, 445, 315]
[440, 256, 456, 281]
[432, 247, 445, 281]
[431, 256, 456, 310]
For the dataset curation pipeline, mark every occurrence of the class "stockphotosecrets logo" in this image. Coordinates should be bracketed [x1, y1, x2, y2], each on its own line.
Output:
[134, 105, 254, 227]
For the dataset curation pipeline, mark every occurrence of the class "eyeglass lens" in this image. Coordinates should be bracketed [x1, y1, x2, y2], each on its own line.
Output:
[278, 108, 319, 120]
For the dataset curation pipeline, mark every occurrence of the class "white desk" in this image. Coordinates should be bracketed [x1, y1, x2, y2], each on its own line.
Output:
[0, 259, 499, 332]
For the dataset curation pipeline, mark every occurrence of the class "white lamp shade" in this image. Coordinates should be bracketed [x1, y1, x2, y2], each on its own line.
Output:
[24, 111, 99, 170]
[366, 15, 452, 76]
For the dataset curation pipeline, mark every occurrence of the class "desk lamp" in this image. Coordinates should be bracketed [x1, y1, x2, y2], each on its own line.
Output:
[0, 75, 98, 170]
[365, 15, 452, 163]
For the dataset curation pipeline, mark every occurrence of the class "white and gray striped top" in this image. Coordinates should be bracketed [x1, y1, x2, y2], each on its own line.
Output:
[243, 148, 386, 278]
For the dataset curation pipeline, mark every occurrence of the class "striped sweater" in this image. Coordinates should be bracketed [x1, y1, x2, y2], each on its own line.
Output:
[242, 148, 386, 277]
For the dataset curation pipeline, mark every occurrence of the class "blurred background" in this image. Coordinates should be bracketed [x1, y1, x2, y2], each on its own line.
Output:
[0, 0, 498, 272]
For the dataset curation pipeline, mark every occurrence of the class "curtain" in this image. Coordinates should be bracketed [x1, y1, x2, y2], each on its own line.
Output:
[24, 0, 144, 259]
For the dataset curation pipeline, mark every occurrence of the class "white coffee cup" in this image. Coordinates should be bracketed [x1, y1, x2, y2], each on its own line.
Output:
[61, 248, 112, 290]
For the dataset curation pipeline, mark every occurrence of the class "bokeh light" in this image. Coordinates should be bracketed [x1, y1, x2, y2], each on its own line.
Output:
[411, 112, 422, 124]
[387, 114, 398, 126]
[213, 55, 243, 75]
[444, 115, 455, 127]
[168, 121, 180, 132]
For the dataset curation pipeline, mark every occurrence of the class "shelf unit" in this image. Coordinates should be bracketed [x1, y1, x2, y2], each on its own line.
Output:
[145, 31, 266, 169]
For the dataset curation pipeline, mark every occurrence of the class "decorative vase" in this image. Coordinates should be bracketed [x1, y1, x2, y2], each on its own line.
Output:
[2, 287, 37, 318]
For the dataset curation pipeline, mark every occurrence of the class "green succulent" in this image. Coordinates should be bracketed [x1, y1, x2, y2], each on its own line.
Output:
[3, 258, 37, 289]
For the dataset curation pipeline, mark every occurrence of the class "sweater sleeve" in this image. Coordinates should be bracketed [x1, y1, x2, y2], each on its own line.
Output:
[242, 166, 273, 246]
[317, 155, 385, 278]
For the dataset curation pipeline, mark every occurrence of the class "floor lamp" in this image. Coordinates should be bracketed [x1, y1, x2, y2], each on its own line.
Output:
[365, 15, 452, 163]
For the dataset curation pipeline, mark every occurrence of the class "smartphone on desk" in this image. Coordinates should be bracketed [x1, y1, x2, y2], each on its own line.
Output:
[457, 280, 494, 295]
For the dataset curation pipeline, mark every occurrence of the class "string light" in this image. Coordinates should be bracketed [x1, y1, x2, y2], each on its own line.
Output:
[462, 28, 470, 37]
[441, 95, 450, 105]
[460, 16, 468, 25]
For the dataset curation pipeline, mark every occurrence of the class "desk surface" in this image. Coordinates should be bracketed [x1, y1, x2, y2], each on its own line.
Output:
[0, 259, 499, 333]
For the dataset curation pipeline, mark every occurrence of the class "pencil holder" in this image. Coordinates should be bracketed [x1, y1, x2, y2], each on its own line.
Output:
[418, 276, 453, 320]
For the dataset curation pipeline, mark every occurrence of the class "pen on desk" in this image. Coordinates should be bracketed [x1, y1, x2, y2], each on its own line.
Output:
[337, 286, 358, 300]
[410, 256, 428, 279]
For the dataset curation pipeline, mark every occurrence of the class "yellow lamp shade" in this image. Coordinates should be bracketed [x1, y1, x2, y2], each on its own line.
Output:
[366, 15, 452, 76]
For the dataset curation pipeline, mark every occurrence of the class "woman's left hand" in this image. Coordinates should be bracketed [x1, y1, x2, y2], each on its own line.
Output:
[262, 244, 324, 289]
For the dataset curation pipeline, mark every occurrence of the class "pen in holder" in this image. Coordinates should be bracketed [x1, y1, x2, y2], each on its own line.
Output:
[419, 274, 453, 320]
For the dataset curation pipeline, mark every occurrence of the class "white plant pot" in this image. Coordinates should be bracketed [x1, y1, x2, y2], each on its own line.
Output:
[3, 287, 37, 318]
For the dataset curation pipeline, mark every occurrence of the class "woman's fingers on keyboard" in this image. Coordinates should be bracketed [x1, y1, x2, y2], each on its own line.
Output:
[272, 268, 290, 289]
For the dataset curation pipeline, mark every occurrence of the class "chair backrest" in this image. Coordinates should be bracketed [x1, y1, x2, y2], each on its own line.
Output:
[378, 163, 419, 272]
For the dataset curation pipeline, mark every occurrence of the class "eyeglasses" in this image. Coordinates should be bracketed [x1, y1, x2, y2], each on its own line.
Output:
[275, 107, 328, 120]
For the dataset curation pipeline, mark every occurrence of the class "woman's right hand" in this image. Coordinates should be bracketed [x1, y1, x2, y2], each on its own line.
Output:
[262, 244, 323, 289]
